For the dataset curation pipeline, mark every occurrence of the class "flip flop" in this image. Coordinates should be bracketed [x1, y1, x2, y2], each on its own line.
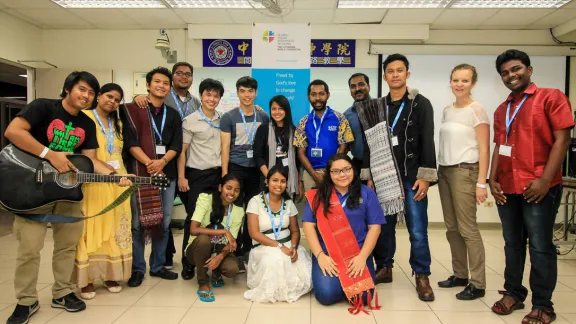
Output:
[211, 275, 225, 288]
[197, 290, 215, 302]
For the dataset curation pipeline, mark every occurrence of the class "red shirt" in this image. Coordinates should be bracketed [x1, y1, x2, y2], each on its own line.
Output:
[493, 83, 574, 194]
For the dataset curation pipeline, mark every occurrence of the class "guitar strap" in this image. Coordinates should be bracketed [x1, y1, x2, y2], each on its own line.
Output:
[0, 184, 139, 222]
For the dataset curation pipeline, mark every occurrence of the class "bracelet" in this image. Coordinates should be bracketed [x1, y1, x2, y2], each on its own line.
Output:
[39, 147, 49, 159]
[476, 183, 487, 189]
[315, 250, 324, 259]
[161, 157, 168, 164]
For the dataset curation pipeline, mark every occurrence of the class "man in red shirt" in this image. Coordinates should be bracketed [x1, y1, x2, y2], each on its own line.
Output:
[489, 49, 573, 324]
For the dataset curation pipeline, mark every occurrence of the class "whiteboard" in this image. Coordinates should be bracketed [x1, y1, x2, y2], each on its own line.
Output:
[193, 67, 379, 117]
[379, 55, 567, 153]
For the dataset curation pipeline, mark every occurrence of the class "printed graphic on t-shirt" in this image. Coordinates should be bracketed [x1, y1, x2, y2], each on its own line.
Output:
[47, 119, 86, 152]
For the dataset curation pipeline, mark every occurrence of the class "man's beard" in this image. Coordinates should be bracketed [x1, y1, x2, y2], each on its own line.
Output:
[354, 91, 369, 102]
[311, 101, 326, 111]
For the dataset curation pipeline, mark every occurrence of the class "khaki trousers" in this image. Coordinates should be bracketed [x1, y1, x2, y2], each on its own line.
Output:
[438, 164, 486, 289]
[185, 235, 239, 286]
[13, 202, 84, 305]
[303, 169, 325, 193]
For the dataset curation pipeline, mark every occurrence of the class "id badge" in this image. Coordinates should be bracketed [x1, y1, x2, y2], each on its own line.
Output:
[107, 160, 121, 170]
[311, 148, 323, 158]
[499, 145, 512, 157]
[247, 150, 254, 159]
[282, 158, 289, 167]
[155, 145, 166, 155]
[391, 136, 399, 147]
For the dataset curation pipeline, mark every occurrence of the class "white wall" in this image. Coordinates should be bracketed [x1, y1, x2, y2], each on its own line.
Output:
[0, 11, 42, 63]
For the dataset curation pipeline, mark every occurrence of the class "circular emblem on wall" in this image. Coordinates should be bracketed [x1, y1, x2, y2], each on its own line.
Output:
[208, 39, 234, 66]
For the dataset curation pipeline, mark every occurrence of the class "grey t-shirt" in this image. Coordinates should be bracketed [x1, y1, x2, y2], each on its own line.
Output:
[164, 90, 201, 119]
[221, 107, 269, 168]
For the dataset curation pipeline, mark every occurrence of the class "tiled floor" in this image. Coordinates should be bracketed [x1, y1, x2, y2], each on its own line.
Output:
[1, 227, 576, 324]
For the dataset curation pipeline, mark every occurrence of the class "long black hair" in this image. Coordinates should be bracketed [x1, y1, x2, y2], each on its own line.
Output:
[208, 173, 241, 228]
[269, 95, 295, 146]
[87, 83, 124, 141]
[313, 153, 362, 217]
[265, 164, 292, 201]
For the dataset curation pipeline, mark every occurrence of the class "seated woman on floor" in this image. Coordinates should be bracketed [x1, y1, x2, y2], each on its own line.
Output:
[303, 153, 385, 312]
[244, 165, 312, 303]
[185, 174, 244, 302]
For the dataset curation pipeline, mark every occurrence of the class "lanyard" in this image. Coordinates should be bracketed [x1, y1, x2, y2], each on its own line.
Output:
[266, 193, 285, 240]
[150, 105, 167, 144]
[239, 108, 258, 146]
[170, 90, 189, 119]
[341, 193, 350, 208]
[198, 107, 220, 129]
[386, 101, 405, 134]
[311, 108, 328, 148]
[92, 110, 114, 155]
[505, 94, 529, 143]
[225, 204, 232, 230]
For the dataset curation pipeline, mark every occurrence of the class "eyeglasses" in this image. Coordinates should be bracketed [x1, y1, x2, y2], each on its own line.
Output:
[330, 166, 353, 176]
[174, 71, 192, 78]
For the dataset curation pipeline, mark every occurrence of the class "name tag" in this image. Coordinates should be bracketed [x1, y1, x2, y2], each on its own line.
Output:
[282, 158, 289, 167]
[499, 145, 512, 157]
[391, 136, 399, 147]
[156, 145, 166, 155]
[311, 148, 323, 158]
[246, 150, 254, 159]
[107, 160, 121, 170]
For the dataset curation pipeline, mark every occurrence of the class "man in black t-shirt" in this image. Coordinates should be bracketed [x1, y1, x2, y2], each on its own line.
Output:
[4, 72, 131, 324]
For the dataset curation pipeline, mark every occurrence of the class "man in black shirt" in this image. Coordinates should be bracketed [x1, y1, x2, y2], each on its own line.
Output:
[123, 67, 182, 287]
[4, 72, 132, 324]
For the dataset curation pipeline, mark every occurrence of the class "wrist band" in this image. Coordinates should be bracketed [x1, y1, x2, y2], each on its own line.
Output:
[315, 250, 324, 259]
[476, 183, 487, 189]
[39, 147, 49, 159]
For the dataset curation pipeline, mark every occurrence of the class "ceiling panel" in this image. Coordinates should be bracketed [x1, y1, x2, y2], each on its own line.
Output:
[1, 0, 61, 9]
[174, 9, 233, 23]
[431, 24, 484, 29]
[481, 8, 555, 25]
[431, 8, 499, 26]
[293, 0, 337, 9]
[475, 24, 537, 29]
[530, 8, 576, 25]
[381, 9, 443, 24]
[6, 9, 92, 26]
[333, 8, 387, 23]
[119, 8, 186, 25]
[226, 9, 282, 23]
[282, 9, 334, 23]
[69, 9, 139, 26]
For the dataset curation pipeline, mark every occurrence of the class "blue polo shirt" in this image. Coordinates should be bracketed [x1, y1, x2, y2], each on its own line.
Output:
[293, 107, 354, 169]
[343, 104, 365, 160]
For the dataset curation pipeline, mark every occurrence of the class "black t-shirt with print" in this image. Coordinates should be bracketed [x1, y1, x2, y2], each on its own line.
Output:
[17, 99, 99, 153]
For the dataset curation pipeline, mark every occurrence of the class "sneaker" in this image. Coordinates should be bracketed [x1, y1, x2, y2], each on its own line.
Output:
[6, 301, 40, 324]
[51, 293, 86, 312]
[150, 268, 178, 280]
[237, 256, 246, 274]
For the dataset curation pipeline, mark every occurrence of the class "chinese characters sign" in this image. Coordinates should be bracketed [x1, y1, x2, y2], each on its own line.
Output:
[310, 39, 356, 67]
[203, 39, 252, 67]
[202, 39, 355, 68]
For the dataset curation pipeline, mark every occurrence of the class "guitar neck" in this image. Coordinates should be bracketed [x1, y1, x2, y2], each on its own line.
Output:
[77, 174, 151, 185]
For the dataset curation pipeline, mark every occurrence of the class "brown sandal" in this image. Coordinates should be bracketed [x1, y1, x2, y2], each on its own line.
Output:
[491, 290, 525, 315]
[522, 309, 556, 324]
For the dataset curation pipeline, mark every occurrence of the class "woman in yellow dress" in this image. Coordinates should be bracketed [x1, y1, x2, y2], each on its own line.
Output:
[74, 83, 133, 299]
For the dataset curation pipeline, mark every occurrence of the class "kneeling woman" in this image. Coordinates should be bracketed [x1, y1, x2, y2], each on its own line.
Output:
[185, 174, 244, 302]
[244, 165, 312, 303]
[303, 154, 385, 311]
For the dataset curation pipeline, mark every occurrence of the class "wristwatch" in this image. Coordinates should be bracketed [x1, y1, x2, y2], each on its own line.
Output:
[277, 243, 283, 249]
[476, 183, 487, 189]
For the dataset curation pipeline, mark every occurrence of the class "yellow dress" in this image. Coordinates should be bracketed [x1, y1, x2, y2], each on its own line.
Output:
[74, 110, 132, 287]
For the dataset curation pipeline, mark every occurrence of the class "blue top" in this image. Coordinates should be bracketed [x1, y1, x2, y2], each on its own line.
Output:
[343, 104, 365, 160]
[302, 185, 386, 251]
[293, 107, 354, 169]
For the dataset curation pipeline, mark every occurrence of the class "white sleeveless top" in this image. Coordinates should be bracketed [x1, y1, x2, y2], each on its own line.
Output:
[438, 101, 490, 166]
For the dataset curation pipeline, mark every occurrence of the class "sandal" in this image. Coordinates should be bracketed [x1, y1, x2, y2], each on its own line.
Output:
[211, 275, 225, 288]
[522, 309, 557, 324]
[197, 290, 215, 302]
[491, 290, 525, 315]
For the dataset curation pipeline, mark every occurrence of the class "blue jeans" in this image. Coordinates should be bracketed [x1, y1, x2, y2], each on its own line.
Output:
[131, 180, 176, 274]
[312, 254, 376, 306]
[497, 184, 562, 311]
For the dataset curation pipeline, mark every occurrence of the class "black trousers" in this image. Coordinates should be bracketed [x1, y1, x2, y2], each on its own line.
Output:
[229, 163, 261, 256]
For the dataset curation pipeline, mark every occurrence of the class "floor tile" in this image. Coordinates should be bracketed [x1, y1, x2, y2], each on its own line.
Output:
[0, 304, 63, 324]
[500, 311, 572, 324]
[114, 306, 188, 324]
[434, 310, 506, 323]
[180, 306, 251, 324]
[428, 290, 492, 312]
[47, 305, 128, 324]
[246, 308, 311, 324]
[373, 310, 441, 323]
[311, 307, 376, 324]
[135, 279, 197, 307]
[84, 284, 153, 306]
[250, 292, 311, 308]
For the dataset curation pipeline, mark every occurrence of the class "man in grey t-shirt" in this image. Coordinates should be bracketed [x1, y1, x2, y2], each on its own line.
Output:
[221, 76, 269, 266]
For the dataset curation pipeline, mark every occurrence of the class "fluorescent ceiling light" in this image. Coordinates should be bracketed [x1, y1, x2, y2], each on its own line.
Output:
[19, 75, 27, 78]
[51, 0, 167, 8]
[165, 0, 260, 8]
[338, 0, 451, 8]
[451, 0, 571, 8]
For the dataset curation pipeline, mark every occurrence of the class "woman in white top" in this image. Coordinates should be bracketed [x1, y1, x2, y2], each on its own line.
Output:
[244, 165, 312, 303]
[437, 64, 490, 301]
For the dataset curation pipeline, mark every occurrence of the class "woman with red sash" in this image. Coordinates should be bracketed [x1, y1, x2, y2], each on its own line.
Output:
[303, 153, 385, 312]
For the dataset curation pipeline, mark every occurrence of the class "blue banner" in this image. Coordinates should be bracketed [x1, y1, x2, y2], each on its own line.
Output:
[203, 39, 252, 67]
[310, 39, 356, 67]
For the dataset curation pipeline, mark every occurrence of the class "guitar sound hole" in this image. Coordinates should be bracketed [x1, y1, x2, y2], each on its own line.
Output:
[56, 172, 79, 188]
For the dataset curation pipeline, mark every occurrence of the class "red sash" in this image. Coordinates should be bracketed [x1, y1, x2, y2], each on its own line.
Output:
[306, 189, 380, 315]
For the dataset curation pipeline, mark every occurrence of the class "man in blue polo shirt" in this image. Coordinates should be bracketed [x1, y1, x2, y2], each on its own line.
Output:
[294, 79, 354, 191]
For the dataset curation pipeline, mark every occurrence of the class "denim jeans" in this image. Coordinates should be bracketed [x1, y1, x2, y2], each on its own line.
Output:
[373, 179, 431, 275]
[312, 254, 376, 305]
[131, 180, 177, 274]
[497, 184, 562, 311]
